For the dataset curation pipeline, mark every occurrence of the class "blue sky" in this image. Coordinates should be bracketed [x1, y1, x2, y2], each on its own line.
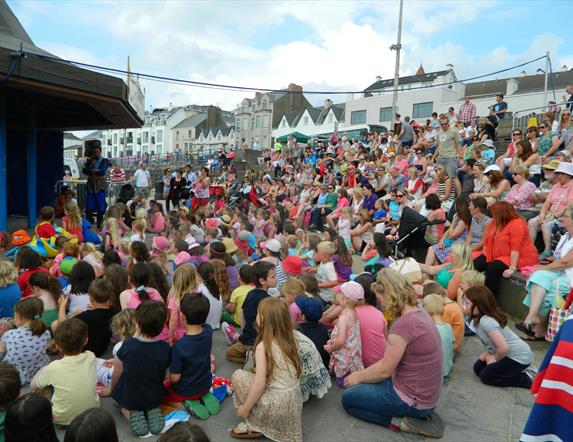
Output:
[8, 0, 573, 109]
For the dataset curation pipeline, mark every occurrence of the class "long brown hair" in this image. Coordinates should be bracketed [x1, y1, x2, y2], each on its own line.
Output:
[210, 259, 231, 301]
[464, 285, 507, 327]
[255, 298, 301, 379]
[515, 139, 533, 161]
[14, 297, 47, 336]
[489, 201, 519, 231]
[487, 170, 504, 188]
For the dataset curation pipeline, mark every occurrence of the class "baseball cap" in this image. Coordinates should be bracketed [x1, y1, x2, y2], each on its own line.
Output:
[484, 164, 501, 174]
[295, 296, 323, 322]
[339, 281, 364, 301]
[59, 257, 77, 276]
[260, 239, 281, 253]
[542, 159, 560, 170]
[282, 256, 302, 276]
[152, 236, 170, 251]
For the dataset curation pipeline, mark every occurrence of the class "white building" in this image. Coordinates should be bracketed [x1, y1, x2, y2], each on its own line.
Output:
[62, 133, 83, 160]
[193, 127, 236, 155]
[273, 99, 345, 138]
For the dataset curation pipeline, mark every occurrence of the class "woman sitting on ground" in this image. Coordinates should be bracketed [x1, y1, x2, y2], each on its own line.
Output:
[341, 269, 444, 439]
[517, 204, 573, 341]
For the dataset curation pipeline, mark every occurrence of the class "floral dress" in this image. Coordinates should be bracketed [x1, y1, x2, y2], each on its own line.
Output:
[328, 308, 364, 381]
[293, 330, 331, 402]
[431, 215, 468, 264]
[232, 342, 303, 442]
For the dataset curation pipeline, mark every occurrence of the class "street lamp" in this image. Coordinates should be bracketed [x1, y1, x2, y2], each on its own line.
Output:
[391, 0, 404, 117]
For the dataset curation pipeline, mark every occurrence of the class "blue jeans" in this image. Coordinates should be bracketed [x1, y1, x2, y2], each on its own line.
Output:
[341, 378, 434, 427]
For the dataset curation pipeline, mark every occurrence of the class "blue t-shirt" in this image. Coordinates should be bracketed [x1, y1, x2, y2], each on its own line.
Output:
[363, 194, 379, 212]
[481, 148, 495, 165]
[239, 288, 269, 345]
[170, 325, 213, 397]
[492, 101, 508, 119]
[374, 209, 387, 221]
[0, 283, 21, 318]
[389, 201, 401, 220]
[112, 337, 170, 411]
[58, 276, 69, 289]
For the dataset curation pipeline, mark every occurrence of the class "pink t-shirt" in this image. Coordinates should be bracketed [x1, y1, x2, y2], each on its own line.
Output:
[167, 296, 186, 341]
[389, 307, 443, 409]
[289, 302, 303, 324]
[151, 213, 165, 233]
[125, 287, 169, 341]
[355, 305, 387, 367]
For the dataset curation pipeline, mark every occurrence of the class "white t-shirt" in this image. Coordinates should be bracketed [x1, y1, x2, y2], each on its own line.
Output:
[199, 283, 222, 330]
[133, 169, 150, 187]
[64, 285, 90, 315]
[317, 261, 337, 303]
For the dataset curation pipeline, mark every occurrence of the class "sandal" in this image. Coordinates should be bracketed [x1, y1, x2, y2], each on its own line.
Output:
[201, 392, 221, 415]
[400, 412, 444, 439]
[129, 410, 149, 437]
[515, 322, 536, 337]
[184, 400, 209, 420]
[146, 407, 164, 435]
[230, 422, 263, 439]
[520, 334, 545, 342]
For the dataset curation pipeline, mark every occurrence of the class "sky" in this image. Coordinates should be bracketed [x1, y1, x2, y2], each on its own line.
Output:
[8, 0, 573, 112]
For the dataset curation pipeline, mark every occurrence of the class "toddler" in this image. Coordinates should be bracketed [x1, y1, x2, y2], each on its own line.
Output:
[324, 281, 364, 387]
[423, 294, 455, 377]
[165, 293, 220, 420]
[338, 207, 353, 247]
[31, 318, 99, 426]
[223, 264, 253, 329]
[1, 298, 50, 385]
[296, 295, 330, 368]
[423, 282, 464, 351]
[280, 278, 307, 324]
[111, 301, 170, 437]
[315, 241, 338, 306]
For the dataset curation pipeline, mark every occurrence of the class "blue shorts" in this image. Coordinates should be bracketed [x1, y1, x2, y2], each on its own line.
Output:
[85, 190, 107, 213]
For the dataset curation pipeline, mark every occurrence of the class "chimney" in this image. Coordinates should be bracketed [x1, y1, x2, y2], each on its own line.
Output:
[255, 92, 262, 98]
[287, 83, 303, 92]
[324, 99, 333, 108]
[506, 78, 519, 96]
[376, 75, 382, 82]
[207, 105, 220, 128]
[169, 102, 173, 111]
[563, 65, 569, 72]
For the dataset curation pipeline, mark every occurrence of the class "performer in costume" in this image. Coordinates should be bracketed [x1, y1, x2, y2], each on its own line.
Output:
[82, 142, 110, 229]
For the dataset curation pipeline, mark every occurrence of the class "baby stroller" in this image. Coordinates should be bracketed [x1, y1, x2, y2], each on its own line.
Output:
[392, 206, 445, 259]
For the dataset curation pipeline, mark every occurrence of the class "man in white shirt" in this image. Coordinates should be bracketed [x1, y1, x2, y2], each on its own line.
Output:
[132, 162, 151, 198]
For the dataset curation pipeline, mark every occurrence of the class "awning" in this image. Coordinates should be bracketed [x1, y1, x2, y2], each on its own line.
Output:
[275, 132, 310, 143]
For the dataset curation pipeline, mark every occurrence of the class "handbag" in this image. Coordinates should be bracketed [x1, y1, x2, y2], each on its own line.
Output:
[389, 257, 422, 284]
[545, 287, 573, 342]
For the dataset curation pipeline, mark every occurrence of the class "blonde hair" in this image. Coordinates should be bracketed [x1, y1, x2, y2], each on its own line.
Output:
[80, 242, 103, 261]
[316, 241, 335, 257]
[451, 243, 474, 272]
[372, 268, 417, 317]
[279, 278, 305, 302]
[169, 263, 199, 304]
[513, 165, 530, 179]
[135, 208, 147, 221]
[423, 294, 444, 316]
[0, 260, 18, 287]
[461, 270, 485, 287]
[111, 309, 136, 340]
[353, 187, 363, 200]
[341, 207, 353, 222]
[286, 235, 298, 249]
[256, 297, 301, 379]
[64, 203, 81, 228]
[133, 218, 147, 235]
[104, 217, 121, 249]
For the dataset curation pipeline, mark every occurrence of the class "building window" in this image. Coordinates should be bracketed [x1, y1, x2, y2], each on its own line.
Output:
[184, 142, 188, 148]
[379, 106, 393, 122]
[142, 132, 148, 143]
[188, 130, 192, 138]
[263, 115, 270, 128]
[176, 144, 179, 149]
[156, 130, 163, 143]
[113, 134, 118, 144]
[412, 102, 433, 119]
[242, 119, 248, 130]
[303, 116, 309, 125]
[251, 118, 255, 130]
[255, 115, 261, 128]
[350, 110, 366, 125]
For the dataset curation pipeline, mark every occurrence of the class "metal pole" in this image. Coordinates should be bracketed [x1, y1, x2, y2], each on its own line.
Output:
[543, 51, 549, 110]
[27, 111, 37, 228]
[391, 0, 404, 117]
[0, 91, 6, 231]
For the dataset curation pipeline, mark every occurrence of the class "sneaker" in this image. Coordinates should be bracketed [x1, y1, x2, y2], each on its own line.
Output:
[399, 412, 444, 439]
[540, 249, 552, 258]
[222, 322, 239, 345]
[525, 365, 539, 381]
[146, 407, 164, 435]
[129, 410, 149, 437]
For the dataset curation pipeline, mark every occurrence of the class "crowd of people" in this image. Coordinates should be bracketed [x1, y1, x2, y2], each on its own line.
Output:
[1, 93, 573, 441]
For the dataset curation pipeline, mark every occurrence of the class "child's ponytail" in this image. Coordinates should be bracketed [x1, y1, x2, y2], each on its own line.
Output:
[29, 272, 63, 305]
[197, 262, 220, 300]
[14, 297, 47, 336]
[130, 262, 150, 302]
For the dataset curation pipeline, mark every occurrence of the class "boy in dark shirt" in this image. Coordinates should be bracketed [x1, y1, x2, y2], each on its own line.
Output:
[165, 292, 219, 420]
[225, 261, 276, 364]
[111, 301, 170, 437]
[296, 296, 330, 367]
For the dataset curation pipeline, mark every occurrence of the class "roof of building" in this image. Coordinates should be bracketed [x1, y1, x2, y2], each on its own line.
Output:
[63, 132, 81, 141]
[173, 114, 209, 130]
[279, 102, 345, 128]
[364, 69, 451, 92]
[464, 70, 573, 98]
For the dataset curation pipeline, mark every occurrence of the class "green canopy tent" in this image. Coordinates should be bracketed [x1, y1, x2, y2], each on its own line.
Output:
[275, 132, 310, 143]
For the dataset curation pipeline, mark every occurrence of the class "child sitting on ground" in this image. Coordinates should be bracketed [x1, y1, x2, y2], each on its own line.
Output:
[222, 264, 253, 337]
[296, 295, 330, 368]
[298, 233, 321, 269]
[324, 281, 365, 388]
[423, 282, 464, 351]
[1, 298, 50, 385]
[35, 206, 57, 239]
[31, 318, 99, 426]
[55, 279, 118, 357]
[423, 294, 455, 377]
[457, 270, 485, 336]
[165, 292, 220, 420]
[280, 278, 307, 324]
[300, 273, 319, 298]
[225, 261, 275, 364]
[0, 362, 21, 437]
[28, 272, 62, 329]
[333, 237, 353, 282]
[63, 261, 96, 316]
[315, 241, 338, 306]
[111, 301, 170, 437]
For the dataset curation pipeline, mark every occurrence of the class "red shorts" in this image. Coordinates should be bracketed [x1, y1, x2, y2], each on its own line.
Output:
[196, 197, 209, 207]
[162, 380, 209, 403]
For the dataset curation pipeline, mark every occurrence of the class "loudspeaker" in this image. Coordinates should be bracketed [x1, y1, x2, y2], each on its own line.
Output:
[84, 139, 102, 157]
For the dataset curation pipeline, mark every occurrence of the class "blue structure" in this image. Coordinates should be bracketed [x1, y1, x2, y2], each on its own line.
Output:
[0, 0, 141, 231]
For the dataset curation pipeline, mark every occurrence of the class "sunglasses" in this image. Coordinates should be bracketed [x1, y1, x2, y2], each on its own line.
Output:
[396, 194, 405, 198]
[440, 123, 449, 127]
[512, 132, 521, 136]
[539, 125, 546, 129]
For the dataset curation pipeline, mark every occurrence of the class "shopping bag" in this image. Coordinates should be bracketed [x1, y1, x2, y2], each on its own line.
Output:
[546, 287, 573, 342]
[389, 257, 422, 284]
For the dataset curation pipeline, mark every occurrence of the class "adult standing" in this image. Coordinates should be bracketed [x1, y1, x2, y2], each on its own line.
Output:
[193, 167, 211, 208]
[565, 85, 573, 113]
[161, 168, 172, 209]
[183, 164, 197, 201]
[432, 116, 461, 179]
[82, 143, 110, 229]
[399, 116, 414, 150]
[132, 163, 151, 199]
[458, 96, 477, 127]
[474, 201, 538, 295]
[342, 269, 444, 438]
[168, 170, 187, 211]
